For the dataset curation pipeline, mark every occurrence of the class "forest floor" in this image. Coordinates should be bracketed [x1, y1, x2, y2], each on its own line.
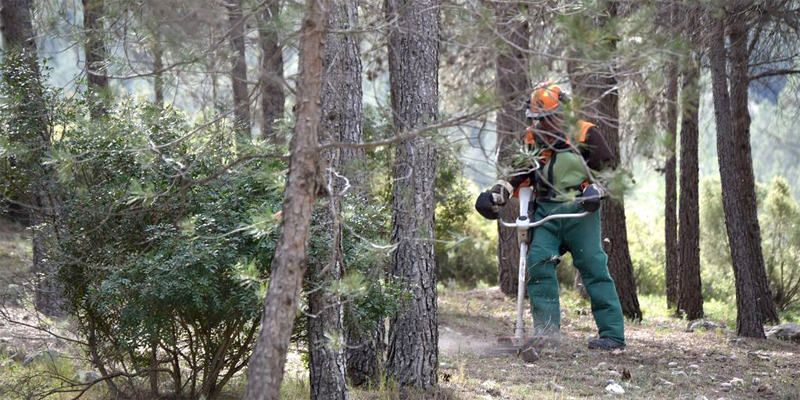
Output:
[2, 219, 799, 400]
[282, 286, 800, 400]
[431, 286, 799, 400]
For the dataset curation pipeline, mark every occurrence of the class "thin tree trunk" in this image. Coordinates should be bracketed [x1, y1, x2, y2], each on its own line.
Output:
[385, 0, 440, 389]
[258, 0, 285, 142]
[307, 0, 362, 397]
[708, 14, 764, 338]
[574, 274, 589, 299]
[676, 21, 703, 319]
[494, 1, 529, 297]
[242, 0, 328, 397]
[83, 0, 109, 118]
[726, 12, 780, 325]
[664, 28, 679, 309]
[153, 40, 164, 106]
[313, 0, 384, 387]
[149, 336, 159, 397]
[1, 0, 63, 317]
[226, 0, 251, 136]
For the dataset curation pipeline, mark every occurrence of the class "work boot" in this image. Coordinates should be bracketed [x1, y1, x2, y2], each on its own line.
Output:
[588, 337, 625, 350]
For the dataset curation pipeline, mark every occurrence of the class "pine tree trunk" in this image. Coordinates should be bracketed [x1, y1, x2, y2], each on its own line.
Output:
[1, 0, 64, 317]
[242, 0, 328, 397]
[494, 1, 529, 297]
[676, 29, 703, 320]
[83, 0, 109, 117]
[708, 14, 765, 338]
[498, 203, 520, 296]
[385, 0, 440, 389]
[307, 0, 363, 397]
[308, 217, 346, 400]
[726, 13, 780, 325]
[258, 0, 285, 142]
[313, 0, 384, 387]
[226, 0, 251, 136]
[153, 41, 164, 106]
[664, 44, 679, 309]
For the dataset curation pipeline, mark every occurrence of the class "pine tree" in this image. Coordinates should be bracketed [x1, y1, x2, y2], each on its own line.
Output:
[242, 0, 329, 397]
[385, 0, 440, 388]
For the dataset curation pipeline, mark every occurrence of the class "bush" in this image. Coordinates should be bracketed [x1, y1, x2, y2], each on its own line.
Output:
[50, 100, 281, 399]
[626, 211, 666, 296]
[760, 176, 800, 311]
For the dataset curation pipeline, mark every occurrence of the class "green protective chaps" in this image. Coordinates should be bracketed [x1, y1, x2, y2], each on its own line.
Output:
[526, 201, 625, 344]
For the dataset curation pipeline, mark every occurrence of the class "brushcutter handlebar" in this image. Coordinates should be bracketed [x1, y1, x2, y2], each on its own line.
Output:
[498, 211, 591, 229]
[499, 186, 591, 234]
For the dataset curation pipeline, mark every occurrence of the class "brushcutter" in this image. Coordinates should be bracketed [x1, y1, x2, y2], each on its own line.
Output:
[493, 183, 600, 355]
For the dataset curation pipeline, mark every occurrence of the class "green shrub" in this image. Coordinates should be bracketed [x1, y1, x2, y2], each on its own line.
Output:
[626, 211, 666, 296]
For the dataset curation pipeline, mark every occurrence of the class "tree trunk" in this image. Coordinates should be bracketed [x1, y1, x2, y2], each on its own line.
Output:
[83, 0, 109, 118]
[494, 1, 530, 297]
[676, 25, 703, 320]
[567, 1, 642, 321]
[153, 40, 164, 106]
[307, 0, 362, 398]
[258, 0, 285, 142]
[664, 35, 679, 309]
[226, 0, 251, 136]
[311, 0, 384, 387]
[708, 14, 765, 338]
[385, 0, 440, 389]
[1, 0, 63, 317]
[726, 12, 780, 325]
[574, 274, 588, 299]
[149, 336, 159, 397]
[242, 0, 328, 397]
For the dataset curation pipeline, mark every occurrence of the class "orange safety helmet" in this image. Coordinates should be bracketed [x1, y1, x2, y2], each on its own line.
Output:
[527, 81, 569, 120]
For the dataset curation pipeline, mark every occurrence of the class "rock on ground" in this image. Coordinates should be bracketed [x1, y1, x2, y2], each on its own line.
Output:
[605, 381, 625, 395]
[766, 323, 800, 343]
[686, 319, 727, 332]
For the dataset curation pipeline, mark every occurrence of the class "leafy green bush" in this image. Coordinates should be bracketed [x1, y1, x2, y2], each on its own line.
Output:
[760, 176, 800, 312]
[48, 99, 281, 399]
[700, 176, 800, 316]
[435, 154, 498, 288]
[360, 105, 498, 288]
[627, 211, 666, 296]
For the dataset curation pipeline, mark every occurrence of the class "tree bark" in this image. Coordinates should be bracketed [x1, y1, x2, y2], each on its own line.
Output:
[1, 0, 63, 317]
[567, 0, 641, 320]
[307, 0, 362, 398]
[385, 0, 440, 389]
[226, 0, 251, 136]
[83, 0, 109, 118]
[676, 22, 703, 320]
[311, 0, 383, 387]
[153, 41, 164, 106]
[494, 1, 530, 297]
[241, 0, 328, 398]
[664, 29, 679, 309]
[708, 13, 765, 338]
[258, 0, 285, 142]
[726, 11, 780, 325]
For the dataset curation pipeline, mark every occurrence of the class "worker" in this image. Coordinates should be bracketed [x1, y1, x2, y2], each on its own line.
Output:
[476, 82, 625, 350]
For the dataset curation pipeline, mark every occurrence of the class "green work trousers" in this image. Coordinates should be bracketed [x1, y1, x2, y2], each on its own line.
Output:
[526, 201, 625, 344]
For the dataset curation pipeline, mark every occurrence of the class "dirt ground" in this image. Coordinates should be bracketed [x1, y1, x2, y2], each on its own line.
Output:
[2, 217, 798, 400]
[429, 287, 800, 400]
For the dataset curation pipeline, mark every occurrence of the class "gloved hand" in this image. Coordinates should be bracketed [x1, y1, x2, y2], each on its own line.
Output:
[580, 184, 605, 212]
[489, 180, 513, 207]
[475, 180, 513, 220]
